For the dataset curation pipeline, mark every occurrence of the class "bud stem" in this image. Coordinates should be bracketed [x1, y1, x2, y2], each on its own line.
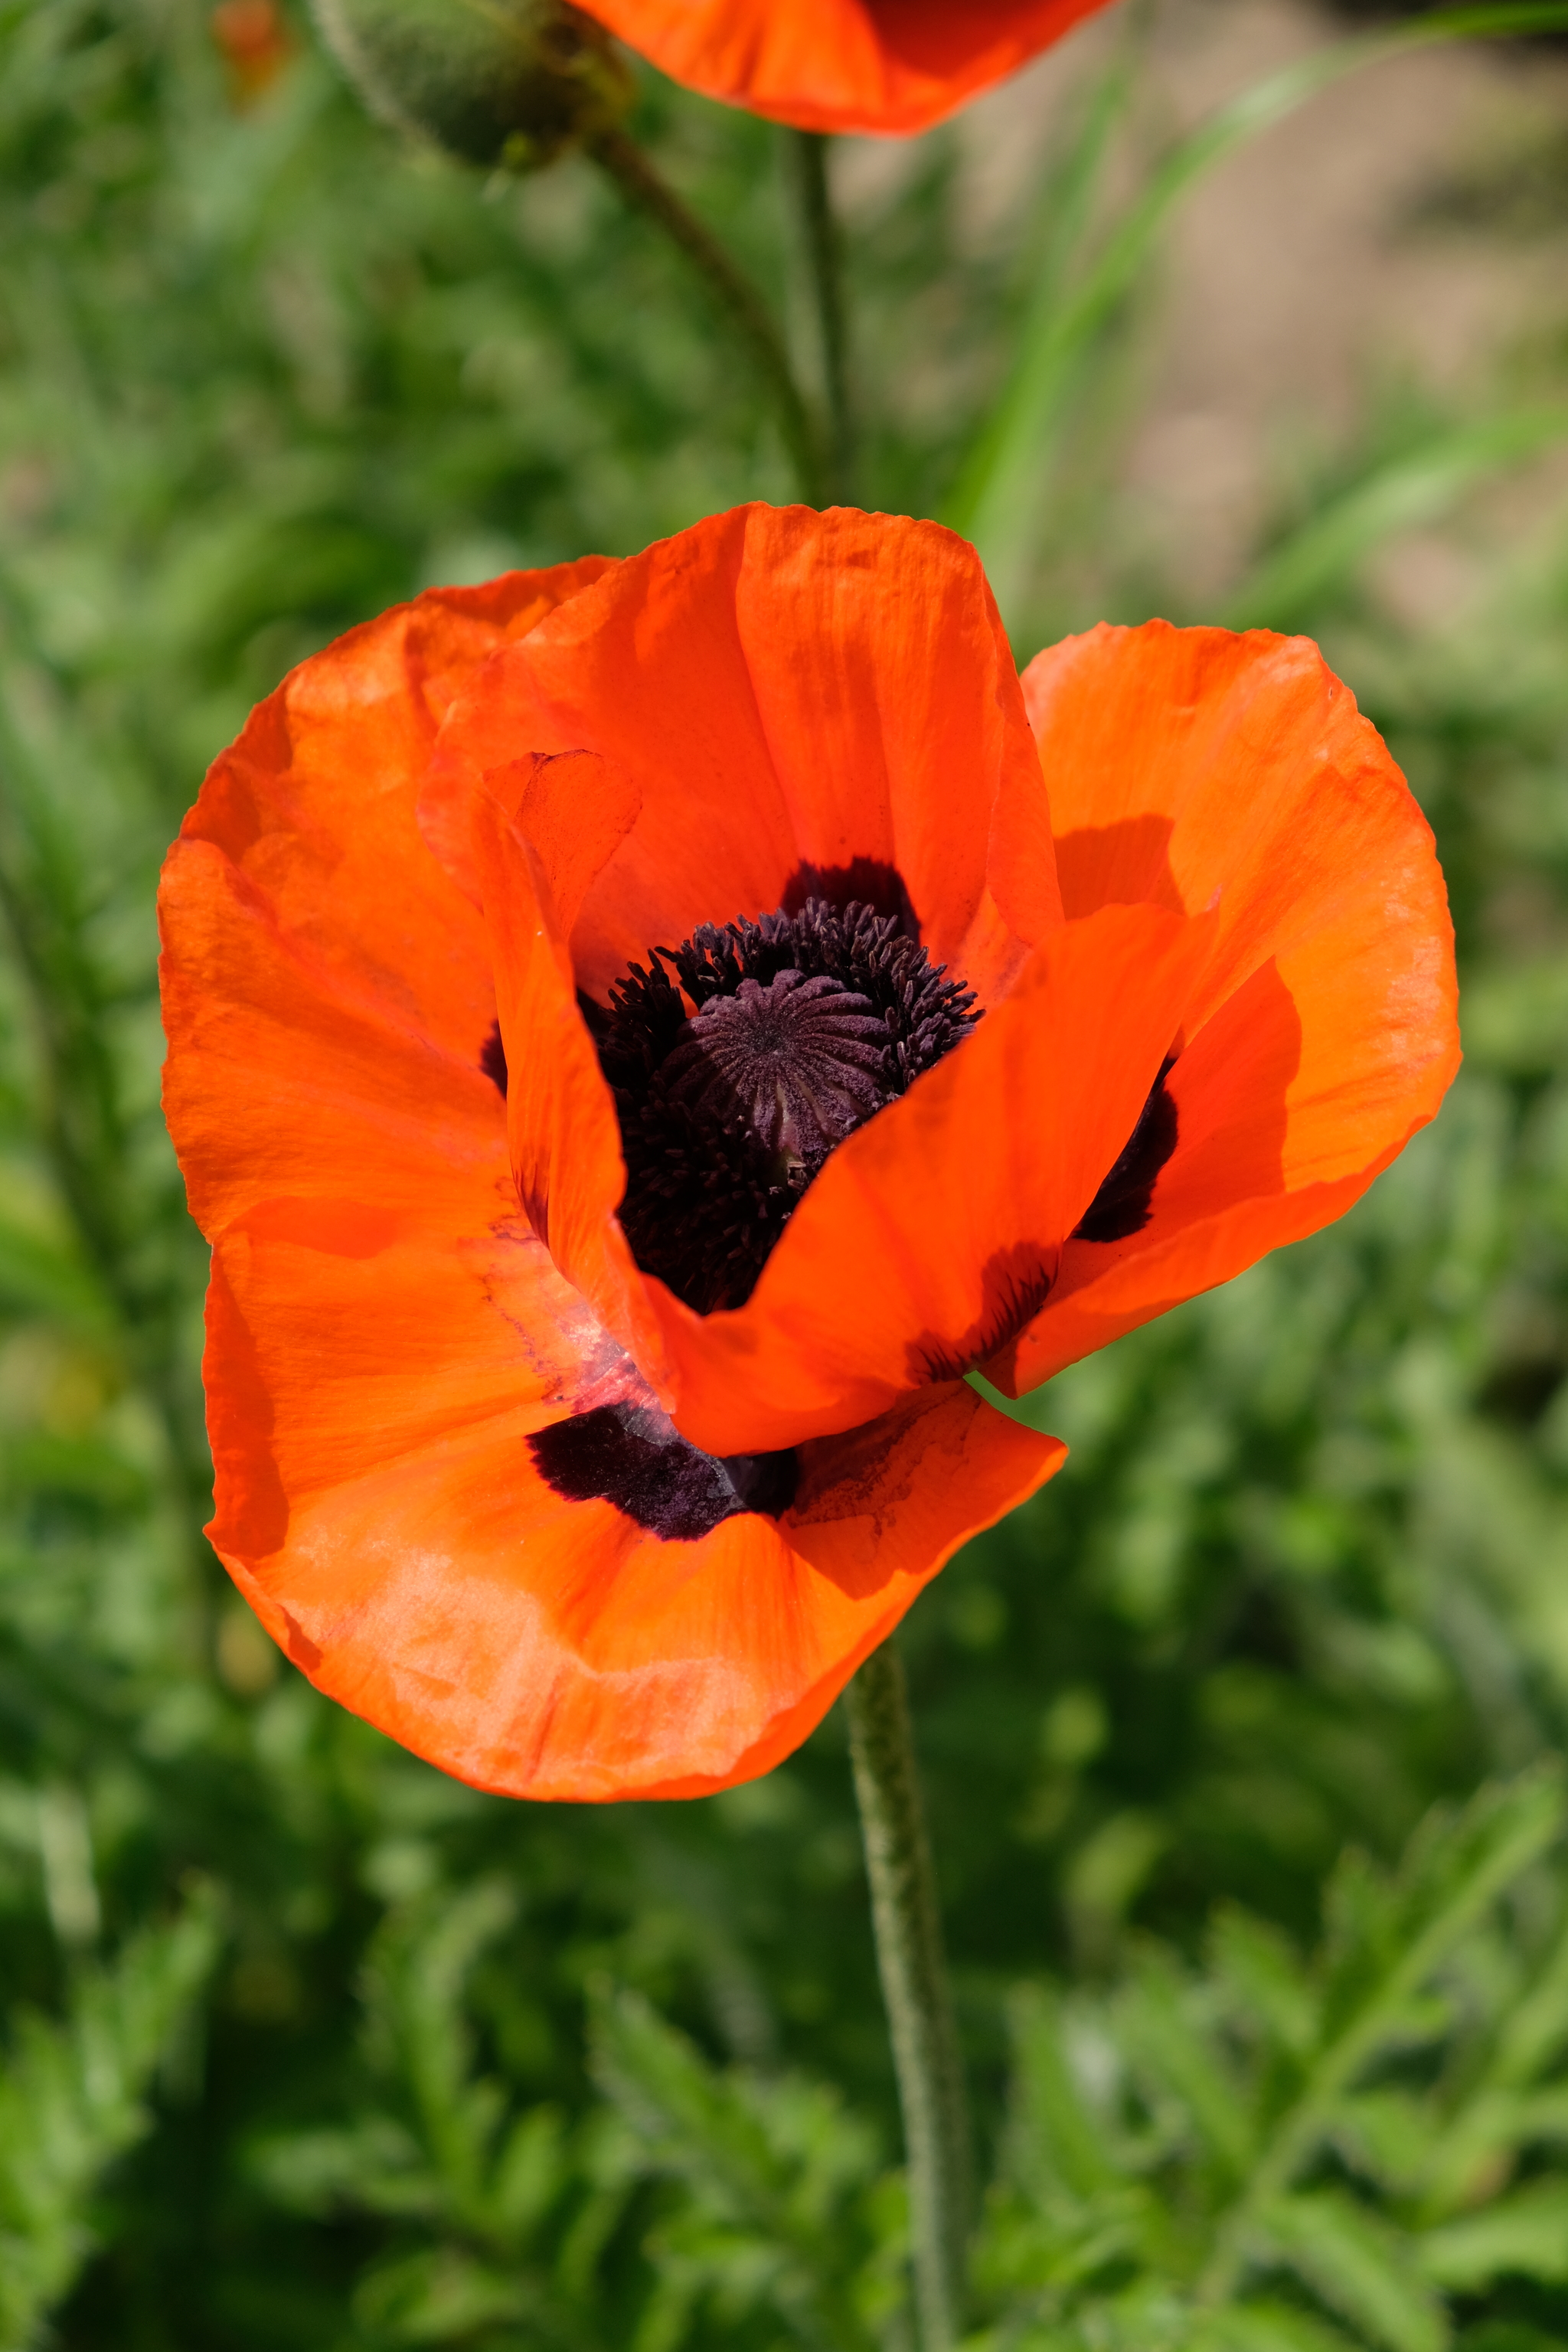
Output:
[590, 126, 825, 503]
[785, 130, 854, 505]
[844, 1638, 972, 2352]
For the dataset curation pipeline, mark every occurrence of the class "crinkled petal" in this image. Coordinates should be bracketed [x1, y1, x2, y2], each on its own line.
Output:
[209, 1210, 1063, 1800]
[472, 766, 672, 1394]
[996, 622, 1461, 1393]
[164, 561, 610, 1194]
[430, 505, 1056, 1004]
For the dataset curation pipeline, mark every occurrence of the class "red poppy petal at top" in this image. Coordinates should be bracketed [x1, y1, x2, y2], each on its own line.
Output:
[990, 622, 1460, 1399]
[158, 554, 1064, 1800]
[574, 0, 1117, 134]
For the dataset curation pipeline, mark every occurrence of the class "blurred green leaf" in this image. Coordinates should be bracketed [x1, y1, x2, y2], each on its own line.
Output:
[1422, 2181, 1568, 2292]
[591, 1981, 893, 2352]
[0, 1889, 220, 2348]
[1256, 2191, 1446, 2352]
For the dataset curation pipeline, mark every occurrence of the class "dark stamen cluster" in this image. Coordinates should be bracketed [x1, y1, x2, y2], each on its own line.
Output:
[587, 899, 979, 1315]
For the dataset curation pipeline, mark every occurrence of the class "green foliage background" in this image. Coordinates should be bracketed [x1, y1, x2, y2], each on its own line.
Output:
[5, 1, 1568, 2344]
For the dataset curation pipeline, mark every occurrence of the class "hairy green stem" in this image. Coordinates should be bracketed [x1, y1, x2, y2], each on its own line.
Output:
[590, 126, 823, 501]
[785, 129, 854, 503]
[844, 1640, 970, 2352]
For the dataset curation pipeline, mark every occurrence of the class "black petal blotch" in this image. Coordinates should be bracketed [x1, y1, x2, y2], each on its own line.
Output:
[531, 1401, 799, 1541]
[1074, 1060, 1179, 1243]
[481, 1019, 508, 1098]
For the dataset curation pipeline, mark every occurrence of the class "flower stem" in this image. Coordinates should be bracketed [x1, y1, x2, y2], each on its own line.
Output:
[844, 1639, 971, 2352]
[590, 125, 824, 502]
[784, 129, 854, 503]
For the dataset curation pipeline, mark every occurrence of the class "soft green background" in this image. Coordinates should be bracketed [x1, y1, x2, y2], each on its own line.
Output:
[5, 2, 1568, 2344]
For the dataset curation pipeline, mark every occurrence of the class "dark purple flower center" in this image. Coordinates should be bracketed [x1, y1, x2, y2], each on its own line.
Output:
[504, 878, 1184, 1537]
[584, 897, 980, 1315]
[661, 969, 892, 1174]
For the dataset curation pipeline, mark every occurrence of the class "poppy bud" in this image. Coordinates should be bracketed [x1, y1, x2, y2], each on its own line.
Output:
[310, 0, 633, 172]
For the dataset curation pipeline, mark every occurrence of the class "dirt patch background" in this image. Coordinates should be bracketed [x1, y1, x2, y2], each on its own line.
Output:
[848, 0, 1568, 614]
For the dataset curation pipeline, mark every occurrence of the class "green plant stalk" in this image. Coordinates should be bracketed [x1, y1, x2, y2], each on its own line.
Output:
[591, 125, 824, 502]
[785, 128, 854, 504]
[942, 36, 1132, 550]
[844, 1640, 970, 2352]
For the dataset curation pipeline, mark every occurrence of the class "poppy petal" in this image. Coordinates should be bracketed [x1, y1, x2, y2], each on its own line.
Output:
[995, 622, 1461, 1394]
[469, 767, 674, 1393]
[164, 560, 610, 1139]
[435, 505, 1057, 1005]
[159, 834, 511, 1250]
[639, 903, 1220, 1458]
[577, 0, 1115, 134]
[158, 588, 575, 1242]
[208, 1208, 1063, 1800]
[1024, 621, 1454, 1048]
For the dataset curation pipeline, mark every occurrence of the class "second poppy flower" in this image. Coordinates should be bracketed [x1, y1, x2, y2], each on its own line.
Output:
[573, 0, 1117, 136]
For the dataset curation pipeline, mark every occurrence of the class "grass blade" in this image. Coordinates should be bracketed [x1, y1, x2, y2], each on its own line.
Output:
[949, 2, 1568, 619]
[1226, 409, 1568, 631]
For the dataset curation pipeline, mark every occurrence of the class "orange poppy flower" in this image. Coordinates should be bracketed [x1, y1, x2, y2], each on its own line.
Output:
[573, 0, 1116, 135]
[158, 505, 1458, 1802]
